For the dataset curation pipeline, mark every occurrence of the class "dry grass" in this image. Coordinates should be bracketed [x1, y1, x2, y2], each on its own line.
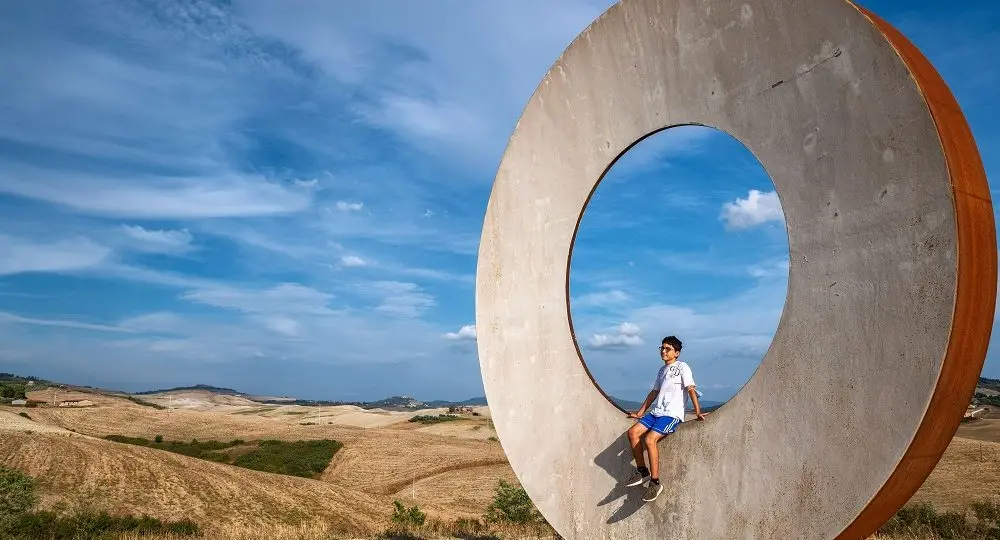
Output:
[954, 418, 1000, 443]
[903, 436, 1000, 512]
[6, 388, 1000, 539]
[0, 432, 387, 537]
[0, 390, 517, 537]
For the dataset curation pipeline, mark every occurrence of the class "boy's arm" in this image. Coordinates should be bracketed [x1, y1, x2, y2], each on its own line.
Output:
[629, 389, 658, 418]
[687, 386, 706, 420]
[682, 364, 706, 420]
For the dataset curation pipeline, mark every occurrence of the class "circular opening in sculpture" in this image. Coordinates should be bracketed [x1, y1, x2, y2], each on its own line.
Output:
[567, 125, 789, 417]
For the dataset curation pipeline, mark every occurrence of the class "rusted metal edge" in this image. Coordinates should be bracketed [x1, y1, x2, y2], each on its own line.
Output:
[836, 3, 997, 539]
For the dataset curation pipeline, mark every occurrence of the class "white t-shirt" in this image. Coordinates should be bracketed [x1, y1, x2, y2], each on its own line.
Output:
[647, 361, 696, 420]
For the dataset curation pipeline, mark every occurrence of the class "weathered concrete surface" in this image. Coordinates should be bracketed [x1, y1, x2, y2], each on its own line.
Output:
[475, 0, 996, 538]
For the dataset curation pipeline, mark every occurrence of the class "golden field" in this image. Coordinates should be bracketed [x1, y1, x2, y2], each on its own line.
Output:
[2, 387, 1000, 539]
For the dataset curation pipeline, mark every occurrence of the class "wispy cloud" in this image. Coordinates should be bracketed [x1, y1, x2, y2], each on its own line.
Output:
[0, 169, 314, 219]
[181, 283, 336, 316]
[121, 225, 194, 254]
[336, 201, 364, 212]
[0, 312, 132, 333]
[0, 234, 110, 276]
[574, 289, 630, 308]
[356, 281, 436, 318]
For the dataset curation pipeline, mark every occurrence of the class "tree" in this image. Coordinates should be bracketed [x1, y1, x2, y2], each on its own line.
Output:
[0, 465, 37, 521]
[0, 383, 26, 400]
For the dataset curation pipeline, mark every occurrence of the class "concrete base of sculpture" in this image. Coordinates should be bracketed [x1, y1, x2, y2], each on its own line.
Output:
[475, 0, 996, 538]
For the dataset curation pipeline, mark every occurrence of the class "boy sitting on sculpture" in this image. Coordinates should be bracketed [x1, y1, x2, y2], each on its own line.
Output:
[623, 335, 706, 502]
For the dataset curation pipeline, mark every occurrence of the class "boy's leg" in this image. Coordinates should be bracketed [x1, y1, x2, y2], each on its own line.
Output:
[643, 430, 665, 480]
[642, 430, 667, 501]
[624, 420, 652, 486]
[627, 421, 649, 468]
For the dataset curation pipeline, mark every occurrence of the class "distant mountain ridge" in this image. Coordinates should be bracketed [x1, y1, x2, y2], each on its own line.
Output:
[134, 384, 488, 410]
[19, 372, 999, 411]
[135, 383, 724, 412]
[134, 384, 243, 396]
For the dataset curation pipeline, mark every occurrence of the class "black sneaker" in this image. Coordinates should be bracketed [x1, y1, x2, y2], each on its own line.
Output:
[625, 470, 649, 487]
[642, 481, 663, 502]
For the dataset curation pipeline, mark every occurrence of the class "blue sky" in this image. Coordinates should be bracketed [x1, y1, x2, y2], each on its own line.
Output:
[0, 1, 997, 403]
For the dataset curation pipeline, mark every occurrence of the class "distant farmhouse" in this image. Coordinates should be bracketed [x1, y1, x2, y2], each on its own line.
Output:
[58, 399, 95, 408]
[965, 404, 988, 419]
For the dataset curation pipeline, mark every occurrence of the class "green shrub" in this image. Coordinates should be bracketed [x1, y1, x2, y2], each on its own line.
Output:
[391, 500, 426, 527]
[2, 510, 199, 539]
[102, 434, 342, 479]
[0, 465, 37, 520]
[408, 414, 461, 425]
[878, 502, 978, 539]
[232, 439, 342, 478]
[125, 396, 166, 409]
[484, 480, 541, 524]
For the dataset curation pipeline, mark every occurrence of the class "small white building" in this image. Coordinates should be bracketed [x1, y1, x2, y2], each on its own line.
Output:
[58, 400, 95, 408]
[11, 399, 27, 406]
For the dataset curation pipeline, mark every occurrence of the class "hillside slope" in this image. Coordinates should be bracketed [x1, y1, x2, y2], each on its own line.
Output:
[0, 432, 388, 537]
[907, 436, 1000, 512]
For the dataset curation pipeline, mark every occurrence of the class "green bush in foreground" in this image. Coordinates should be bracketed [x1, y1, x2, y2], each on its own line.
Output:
[878, 500, 1000, 539]
[484, 480, 542, 524]
[392, 500, 427, 528]
[0, 465, 198, 539]
[380, 480, 551, 540]
[3, 510, 199, 539]
[0, 465, 38, 519]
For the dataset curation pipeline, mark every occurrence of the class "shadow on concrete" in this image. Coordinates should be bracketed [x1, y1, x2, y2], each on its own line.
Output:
[594, 432, 646, 524]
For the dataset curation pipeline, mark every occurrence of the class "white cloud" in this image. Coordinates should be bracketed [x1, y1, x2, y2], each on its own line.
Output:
[340, 255, 368, 267]
[261, 316, 302, 337]
[588, 322, 643, 349]
[720, 189, 785, 230]
[121, 225, 193, 253]
[336, 201, 364, 212]
[0, 234, 111, 276]
[444, 324, 477, 341]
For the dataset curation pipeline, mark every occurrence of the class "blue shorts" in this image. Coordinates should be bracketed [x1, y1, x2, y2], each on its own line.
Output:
[638, 412, 681, 435]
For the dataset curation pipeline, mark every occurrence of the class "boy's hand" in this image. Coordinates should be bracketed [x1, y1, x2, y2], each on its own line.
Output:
[695, 412, 707, 421]
[628, 410, 641, 419]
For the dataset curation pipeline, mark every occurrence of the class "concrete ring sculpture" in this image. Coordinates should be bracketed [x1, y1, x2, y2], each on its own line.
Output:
[475, 0, 996, 538]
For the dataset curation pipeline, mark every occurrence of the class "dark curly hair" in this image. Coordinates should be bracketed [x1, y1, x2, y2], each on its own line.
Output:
[661, 335, 682, 352]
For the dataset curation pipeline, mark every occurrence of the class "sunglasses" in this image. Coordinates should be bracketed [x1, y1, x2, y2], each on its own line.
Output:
[659, 346, 675, 352]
